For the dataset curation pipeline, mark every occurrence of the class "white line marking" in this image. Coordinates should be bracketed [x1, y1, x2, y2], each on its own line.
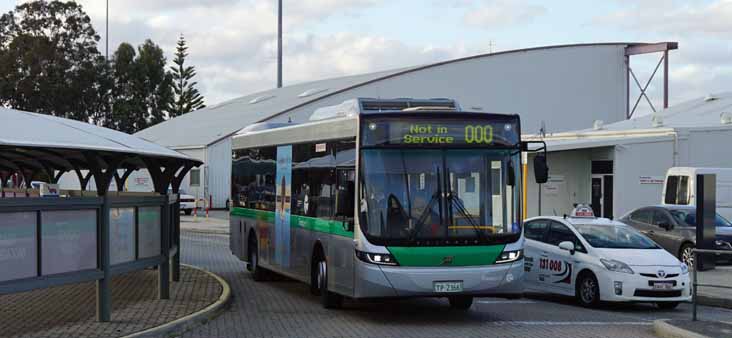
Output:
[477, 300, 538, 304]
[491, 321, 651, 326]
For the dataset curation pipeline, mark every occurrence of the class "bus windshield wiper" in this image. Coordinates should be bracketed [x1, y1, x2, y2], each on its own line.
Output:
[447, 191, 488, 242]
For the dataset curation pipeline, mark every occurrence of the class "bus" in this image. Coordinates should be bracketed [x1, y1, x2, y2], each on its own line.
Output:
[230, 98, 548, 309]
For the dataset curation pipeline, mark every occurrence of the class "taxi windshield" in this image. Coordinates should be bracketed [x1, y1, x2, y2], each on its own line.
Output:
[574, 224, 660, 249]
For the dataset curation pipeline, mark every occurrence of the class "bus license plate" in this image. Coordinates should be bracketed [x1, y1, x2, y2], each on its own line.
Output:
[434, 281, 463, 293]
[652, 282, 673, 290]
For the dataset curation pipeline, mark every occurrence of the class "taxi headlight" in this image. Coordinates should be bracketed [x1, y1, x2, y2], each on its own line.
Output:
[355, 250, 399, 266]
[496, 249, 523, 264]
[680, 262, 689, 275]
[600, 258, 634, 274]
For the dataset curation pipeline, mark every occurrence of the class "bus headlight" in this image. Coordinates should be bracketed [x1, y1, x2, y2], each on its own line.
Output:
[356, 250, 399, 266]
[495, 249, 523, 264]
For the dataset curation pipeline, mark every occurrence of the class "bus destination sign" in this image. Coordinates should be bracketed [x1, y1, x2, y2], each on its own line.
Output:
[361, 117, 519, 147]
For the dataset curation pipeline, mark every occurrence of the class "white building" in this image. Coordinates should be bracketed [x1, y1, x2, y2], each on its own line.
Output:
[135, 42, 675, 208]
[524, 92, 732, 220]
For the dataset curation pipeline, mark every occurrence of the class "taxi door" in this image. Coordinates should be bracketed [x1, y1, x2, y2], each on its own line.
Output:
[541, 221, 583, 295]
[523, 219, 551, 290]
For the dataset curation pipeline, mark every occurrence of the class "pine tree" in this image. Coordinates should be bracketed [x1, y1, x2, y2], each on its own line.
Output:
[169, 34, 205, 117]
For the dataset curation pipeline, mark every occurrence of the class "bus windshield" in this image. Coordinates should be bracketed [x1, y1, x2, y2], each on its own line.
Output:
[359, 148, 520, 245]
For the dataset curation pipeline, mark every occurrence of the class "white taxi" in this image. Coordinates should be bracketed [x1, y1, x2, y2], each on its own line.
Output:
[523, 206, 691, 308]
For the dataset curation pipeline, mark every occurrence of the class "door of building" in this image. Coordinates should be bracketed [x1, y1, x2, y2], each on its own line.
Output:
[591, 161, 613, 219]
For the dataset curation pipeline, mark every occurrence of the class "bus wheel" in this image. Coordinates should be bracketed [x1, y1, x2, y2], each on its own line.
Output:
[317, 258, 342, 309]
[249, 238, 267, 281]
[448, 296, 473, 310]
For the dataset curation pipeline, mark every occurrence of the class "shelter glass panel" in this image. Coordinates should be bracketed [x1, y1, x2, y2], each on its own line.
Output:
[0, 212, 37, 282]
[41, 210, 97, 275]
[110, 208, 136, 265]
[138, 207, 161, 258]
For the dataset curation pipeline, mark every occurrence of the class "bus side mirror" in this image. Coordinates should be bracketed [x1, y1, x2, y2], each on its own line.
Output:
[507, 162, 516, 187]
[534, 154, 549, 184]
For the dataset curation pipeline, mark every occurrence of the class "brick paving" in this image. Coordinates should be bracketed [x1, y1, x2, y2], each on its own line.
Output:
[180, 230, 732, 338]
[0, 266, 221, 338]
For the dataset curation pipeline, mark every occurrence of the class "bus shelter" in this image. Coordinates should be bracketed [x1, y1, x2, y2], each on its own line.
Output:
[0, 108, 201, 322]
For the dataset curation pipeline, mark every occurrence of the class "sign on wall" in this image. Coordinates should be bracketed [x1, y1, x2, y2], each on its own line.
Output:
[275, 145, 292, 268]
[0, 212, 37, 282]
[110, 208, 135, 265]
[639, 176, 664, 185]
[41, 210, 97, 275]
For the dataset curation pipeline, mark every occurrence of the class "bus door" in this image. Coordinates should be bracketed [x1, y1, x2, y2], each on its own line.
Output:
[331, 167, 356, 293]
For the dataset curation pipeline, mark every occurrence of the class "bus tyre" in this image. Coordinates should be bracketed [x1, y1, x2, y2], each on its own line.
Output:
[317, 259, 342, 309]
[448, 296, 473, 310]
[576, 272, 600, 308]
[249, 238, 267, 282]
[657, 302, 680, 310]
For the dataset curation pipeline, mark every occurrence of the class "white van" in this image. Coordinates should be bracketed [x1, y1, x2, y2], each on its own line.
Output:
[662, 167, 732, 220]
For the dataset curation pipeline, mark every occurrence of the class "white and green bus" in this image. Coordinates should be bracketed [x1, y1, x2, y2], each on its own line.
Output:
[230, 98, 548, 309]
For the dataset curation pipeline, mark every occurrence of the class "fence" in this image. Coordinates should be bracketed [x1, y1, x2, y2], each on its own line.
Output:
[692, 248, 732, 321]
[0, 193, 181, 322]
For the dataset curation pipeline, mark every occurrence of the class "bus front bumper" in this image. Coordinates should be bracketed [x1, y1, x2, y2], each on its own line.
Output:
[354, 259, 524, 298]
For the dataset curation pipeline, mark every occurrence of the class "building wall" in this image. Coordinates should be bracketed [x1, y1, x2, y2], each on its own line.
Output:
[205, 138, 232, 208]
[613, 140, 676, 217]
[526, 149, 593, 218]
[269, 44, 628, 135]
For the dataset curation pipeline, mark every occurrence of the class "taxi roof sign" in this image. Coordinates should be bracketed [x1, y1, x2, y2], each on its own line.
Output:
[570, 204, 595, 218]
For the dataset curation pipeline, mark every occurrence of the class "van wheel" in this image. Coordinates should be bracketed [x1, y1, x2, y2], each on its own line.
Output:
[576, 272, 600, 307]
[316, 258, 342, 309]
[249, 238, 268, 281]
[448, 296, 473, 310]
[680, 244, 695, 270]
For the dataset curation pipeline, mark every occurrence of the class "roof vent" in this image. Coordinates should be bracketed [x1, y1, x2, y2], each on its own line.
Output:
[721, 112, 732, 125]
[249, 95, 275, 104]
[298, 88, 329, 98]
[651, 114, 664, 127]
[593, 120, 604, 130]
[704, 94, 718, 102]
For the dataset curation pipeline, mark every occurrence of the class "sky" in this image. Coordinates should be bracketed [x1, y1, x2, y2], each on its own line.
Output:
[4, 0, 732, 114]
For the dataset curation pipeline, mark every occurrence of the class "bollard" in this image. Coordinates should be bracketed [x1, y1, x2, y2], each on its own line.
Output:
[692, 250, 698, 321]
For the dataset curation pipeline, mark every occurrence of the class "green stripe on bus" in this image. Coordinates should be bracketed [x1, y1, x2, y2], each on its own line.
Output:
[230, 207, 353, 238]
[386, 245, 506, 267]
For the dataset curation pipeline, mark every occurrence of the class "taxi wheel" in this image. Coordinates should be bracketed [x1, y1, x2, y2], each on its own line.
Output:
[448, 296, 474, 310]
[576, 273, 600, 307]
[657, 302, 680, 310]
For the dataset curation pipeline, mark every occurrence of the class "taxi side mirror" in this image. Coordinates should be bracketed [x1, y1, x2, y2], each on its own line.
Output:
[558, 241, 575, 255]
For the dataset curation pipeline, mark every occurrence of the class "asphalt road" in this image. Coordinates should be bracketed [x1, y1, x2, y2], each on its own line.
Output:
[180, 231, 732, 338]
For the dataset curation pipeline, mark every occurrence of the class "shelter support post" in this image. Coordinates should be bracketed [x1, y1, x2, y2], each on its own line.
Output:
[159, 194, 171, 299]
[96, 195, 111, 322]
[170, 163, 193, 282]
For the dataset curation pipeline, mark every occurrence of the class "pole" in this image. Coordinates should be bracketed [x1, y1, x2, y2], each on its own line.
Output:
[692, 250, 698, 321]
[663, 50, 669, 109]
[277, 0, 283, 88]
[538, 184, 542, 216]
[105, 0, 109, 60]
[96, 196, 111, 322]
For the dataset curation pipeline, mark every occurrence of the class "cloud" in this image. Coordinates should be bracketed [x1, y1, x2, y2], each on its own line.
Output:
[594, 0, 732, 38]
[462, 0, 547, 29]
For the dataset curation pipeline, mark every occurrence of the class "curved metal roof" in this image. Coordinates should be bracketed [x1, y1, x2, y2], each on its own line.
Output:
[136, 42, 657, 148]
[0, 107, 199, 165]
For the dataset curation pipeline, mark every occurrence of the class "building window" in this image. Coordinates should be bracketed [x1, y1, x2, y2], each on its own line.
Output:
[190, 169, 201, 186]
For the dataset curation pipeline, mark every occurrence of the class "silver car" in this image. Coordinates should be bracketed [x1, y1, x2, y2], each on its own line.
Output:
[620, 205, 732, 267]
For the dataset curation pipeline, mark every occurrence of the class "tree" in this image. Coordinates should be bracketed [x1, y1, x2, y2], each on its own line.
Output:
[168, 34, 205, 117]
[0, 1, 110, 121]
[108, 43, 144, 133]
[135, 39, 174, 128]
